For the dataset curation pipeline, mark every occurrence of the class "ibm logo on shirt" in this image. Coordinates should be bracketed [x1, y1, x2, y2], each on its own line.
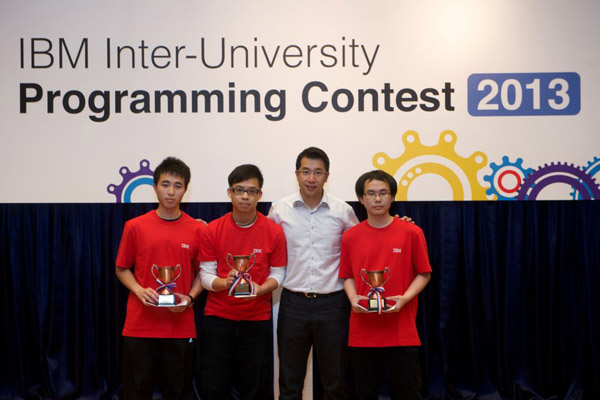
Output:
[393, 248, 402, 253]
[181, 243, 190, 249]
[253, 248, 263, 254]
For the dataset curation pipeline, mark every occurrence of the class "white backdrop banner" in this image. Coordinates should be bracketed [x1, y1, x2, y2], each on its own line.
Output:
[1, 0, 599, 202]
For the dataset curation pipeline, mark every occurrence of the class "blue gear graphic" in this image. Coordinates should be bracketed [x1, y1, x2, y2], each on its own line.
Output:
[107, 159, 154, 203]
[483, 156, 533, 200]
[516, 162, 600, 200]
[571, 156, 600, 200]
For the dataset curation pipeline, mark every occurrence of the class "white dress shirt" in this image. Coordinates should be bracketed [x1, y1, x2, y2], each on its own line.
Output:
[268, 191, 358, 293]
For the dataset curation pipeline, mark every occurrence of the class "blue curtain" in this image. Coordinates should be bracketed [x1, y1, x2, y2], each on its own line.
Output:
[1, 201, 598, 399]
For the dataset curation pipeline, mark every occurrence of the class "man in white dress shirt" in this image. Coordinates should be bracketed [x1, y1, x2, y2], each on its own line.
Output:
[268, 147, 358, 400]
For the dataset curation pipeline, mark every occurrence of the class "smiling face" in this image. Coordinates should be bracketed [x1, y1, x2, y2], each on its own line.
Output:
[154, 172, 186, 217]
[227, 178, 263, 216]
[296, 157, 329, 204]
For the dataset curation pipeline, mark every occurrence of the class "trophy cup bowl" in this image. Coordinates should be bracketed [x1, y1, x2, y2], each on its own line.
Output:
[226, 253, 256, 297]
[152, 264, 182, 306]
[360, 268, 391, 312]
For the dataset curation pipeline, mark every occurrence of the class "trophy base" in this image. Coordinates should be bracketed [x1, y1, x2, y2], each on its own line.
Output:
[157, 294, 176, 306]
[232, 283, 251, 297]
[151, 300, 188, 308]
[357, 298, 395, 313]
[368, 298, 387, 312]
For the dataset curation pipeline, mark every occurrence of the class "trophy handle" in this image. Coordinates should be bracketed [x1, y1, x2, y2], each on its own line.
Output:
[226, 253, 234, 269]
[381, 267, 391, 287]
[151, 264, 159, 280]
[247, 253, 257, 271]
[360, 269, 370, 286]
[173, 264, 182, 282]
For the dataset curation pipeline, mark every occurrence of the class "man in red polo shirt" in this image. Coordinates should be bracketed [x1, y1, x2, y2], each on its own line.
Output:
[199, 164, 287, 400]
[115, 157, 204, 399]
[339, 169, 432, 400]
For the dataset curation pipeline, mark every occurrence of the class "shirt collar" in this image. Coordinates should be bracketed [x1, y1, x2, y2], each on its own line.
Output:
[292, 190, 331, 210]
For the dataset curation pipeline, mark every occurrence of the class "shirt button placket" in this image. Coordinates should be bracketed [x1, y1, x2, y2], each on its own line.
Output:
[308, 211, 315, 290]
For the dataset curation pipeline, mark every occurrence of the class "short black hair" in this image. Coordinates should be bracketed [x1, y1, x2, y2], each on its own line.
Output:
[153, 157, 191, 189]
[228, 164, 264, 188]
[355, 170, 397, 199]
[295, 147, 330, 172]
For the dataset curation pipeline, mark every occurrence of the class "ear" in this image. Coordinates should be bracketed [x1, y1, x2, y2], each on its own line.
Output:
[227, 187, 233, 201]
[258, 190, 263, 202]
[358, 195, 365, 205]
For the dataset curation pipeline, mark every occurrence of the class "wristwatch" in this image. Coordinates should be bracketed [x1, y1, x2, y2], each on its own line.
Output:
[186, 294, 195, 307]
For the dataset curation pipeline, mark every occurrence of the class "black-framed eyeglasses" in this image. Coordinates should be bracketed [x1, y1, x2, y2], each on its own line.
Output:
[296, 169, 327, 178]
[364, 190, 391, 199]
[230, 186, 261, 196]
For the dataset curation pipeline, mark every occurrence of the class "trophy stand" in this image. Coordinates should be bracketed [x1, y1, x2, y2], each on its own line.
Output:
[152, 264, 182, 306]
[226, 253, 257, 297]
[360, 268, 391, 314]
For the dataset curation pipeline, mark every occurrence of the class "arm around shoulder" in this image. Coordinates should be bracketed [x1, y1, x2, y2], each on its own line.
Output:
[267, 203, 280, 224]
[346, 204, 359, 228]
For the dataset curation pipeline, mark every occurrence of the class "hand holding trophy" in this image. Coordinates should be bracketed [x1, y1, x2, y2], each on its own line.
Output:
[360, 267, 393, 314]
[226, 253, 257, 297]
[151, 264, 182, 306]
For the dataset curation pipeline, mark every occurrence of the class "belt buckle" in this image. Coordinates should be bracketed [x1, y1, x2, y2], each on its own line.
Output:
[304, 292, 318, 298]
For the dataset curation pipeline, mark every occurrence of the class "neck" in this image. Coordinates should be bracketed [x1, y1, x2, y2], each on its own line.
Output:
[156, 207, 181, 220]
[232, 210, 257, 227]
[301, 190, 323, 210]
[367, 214, 393, 228]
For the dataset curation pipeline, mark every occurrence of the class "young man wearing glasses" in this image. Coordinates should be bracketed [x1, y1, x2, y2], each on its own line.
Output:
[268, 147, 359, 399]
[339, 170, 431, 400]
[198, 164, 287, 400]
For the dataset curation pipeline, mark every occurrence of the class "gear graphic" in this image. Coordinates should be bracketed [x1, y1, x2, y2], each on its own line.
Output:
[107, 159, 154, 203]
[372, 130, 488, 200]
[571, 156, 600, 200]
[483, 156, 533, 200]
[516, 162, 600, 200]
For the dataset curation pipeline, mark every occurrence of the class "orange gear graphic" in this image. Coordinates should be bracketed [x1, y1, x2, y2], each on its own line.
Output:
[372, 130, 490, 200]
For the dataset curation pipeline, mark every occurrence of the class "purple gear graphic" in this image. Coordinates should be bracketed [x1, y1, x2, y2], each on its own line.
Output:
[571, 156, 600, 200]
[516, 162, 600, 200]
[484, 156, 533, 200]
[107, 159, 154, 203]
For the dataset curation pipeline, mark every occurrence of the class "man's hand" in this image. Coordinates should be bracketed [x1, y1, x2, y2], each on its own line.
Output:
[251, 282, 262, 298]
[225, 269, 237, 289]
[168, 293, 190, 313]
[384, 295, 409, 313]
[116, 267, 161, 306]
[396, 215, 415, 224]
[137, 287, 159, 306]
[350, 295, 370, 314]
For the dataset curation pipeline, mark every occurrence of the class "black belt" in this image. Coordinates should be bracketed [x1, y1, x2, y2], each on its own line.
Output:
[284, 288, 344, 299]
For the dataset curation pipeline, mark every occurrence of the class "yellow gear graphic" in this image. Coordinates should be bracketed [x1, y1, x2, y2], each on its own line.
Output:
[372, 130, 490, 200]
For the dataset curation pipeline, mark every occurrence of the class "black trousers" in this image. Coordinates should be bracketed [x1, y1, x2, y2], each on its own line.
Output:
[200, 315, 272, 400]
[277, 289, 350, 400]
[350, 346, 421, 400]
[122, 336, 195, 400]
